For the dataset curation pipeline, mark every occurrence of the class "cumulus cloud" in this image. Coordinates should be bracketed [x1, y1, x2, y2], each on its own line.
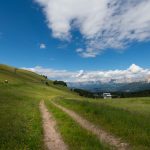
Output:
[35, 0, 150, 57]
[40, 43, 46, 49]
[23, 64, 150, 83]
[24, 66, 76, 81]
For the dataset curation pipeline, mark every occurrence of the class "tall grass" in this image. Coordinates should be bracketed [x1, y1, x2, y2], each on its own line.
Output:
[55, 99, 150, 150]
[0, 64, 79, 149]
[45, 100, 110, 150]
[0, 85, 43, 149]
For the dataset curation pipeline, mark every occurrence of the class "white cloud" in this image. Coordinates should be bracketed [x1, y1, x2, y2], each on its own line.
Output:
[23, 64, 150, 83]
[76, 70, 84, 78]
[35, 0, 150, 57]
[40, 43, 46, 49]
[76, 48, 83, 53]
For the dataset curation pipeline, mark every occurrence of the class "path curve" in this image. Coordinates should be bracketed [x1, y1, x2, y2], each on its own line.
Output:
[52, 101, 129, 150]
[39, 101, 68, 150]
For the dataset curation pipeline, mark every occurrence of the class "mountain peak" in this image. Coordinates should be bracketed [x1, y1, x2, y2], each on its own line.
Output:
[128, 64, 143, 73]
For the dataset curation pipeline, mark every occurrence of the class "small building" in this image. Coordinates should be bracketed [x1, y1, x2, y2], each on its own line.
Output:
[103, 93, 112, 99]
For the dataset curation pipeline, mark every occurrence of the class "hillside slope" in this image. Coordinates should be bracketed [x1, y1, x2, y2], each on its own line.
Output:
[0, 64, 78, 98]
[0, 64, 78, 149]
[1, 64, 150, 150]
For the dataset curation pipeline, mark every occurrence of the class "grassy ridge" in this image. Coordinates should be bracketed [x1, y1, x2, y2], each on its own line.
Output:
[0, 64, 44, 84]
[45, 100, 110, 150]
[55, 98, 150, 150]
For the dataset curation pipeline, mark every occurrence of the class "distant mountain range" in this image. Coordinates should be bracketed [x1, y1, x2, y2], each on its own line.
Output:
[67, 81, 150, 92]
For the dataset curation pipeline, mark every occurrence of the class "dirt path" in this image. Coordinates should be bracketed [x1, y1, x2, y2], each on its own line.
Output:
[39, 101, 68, 150]
[52, 101, 129, 150]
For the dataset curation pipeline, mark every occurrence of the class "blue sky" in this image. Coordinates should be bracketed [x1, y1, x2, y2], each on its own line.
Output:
[0, 0, 150, 81]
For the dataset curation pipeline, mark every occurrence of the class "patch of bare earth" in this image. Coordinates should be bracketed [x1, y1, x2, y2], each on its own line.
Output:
[39, 101, 68, 150]
[52, 101, 129, 150]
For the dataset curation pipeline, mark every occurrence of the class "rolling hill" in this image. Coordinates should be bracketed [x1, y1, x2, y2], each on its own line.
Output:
[0, 64, 150, 150]
[0, 64, 79, 149]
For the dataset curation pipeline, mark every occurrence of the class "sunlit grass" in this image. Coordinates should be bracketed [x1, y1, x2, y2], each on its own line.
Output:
[55, 98, 150, 150]
[0, 64, 78, 149]
[45, 100, 110, 150]
[0, 85, 43, 149]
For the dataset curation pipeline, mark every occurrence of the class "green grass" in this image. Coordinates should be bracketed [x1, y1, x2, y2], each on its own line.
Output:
[0, 64, 44, 84]
[45, 100, 110, 150]
[0, 64, 78, 149]
[84, 97, 150, 115]
[1, 64, 150, 150]
[55, 98, 150, 150]
[0, 84, 43, 150]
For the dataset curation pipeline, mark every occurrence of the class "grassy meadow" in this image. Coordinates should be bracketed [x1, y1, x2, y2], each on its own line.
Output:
[45, 100, 110, 150]
[0, 85, 43, 149]
[54, 98, 150, 150]
[0, 64, 150, 150]
[0, 64, 78, 149]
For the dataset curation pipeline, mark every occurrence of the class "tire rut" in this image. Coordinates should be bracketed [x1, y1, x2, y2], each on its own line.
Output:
[39, 101, 68, 150]
[52, 101, 129, 150]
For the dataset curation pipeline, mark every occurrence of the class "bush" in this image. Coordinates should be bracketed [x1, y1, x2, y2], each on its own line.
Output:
[73, 89, 95, 98]
[53, 80, 67, 87]
[45, 81, 49, 86]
